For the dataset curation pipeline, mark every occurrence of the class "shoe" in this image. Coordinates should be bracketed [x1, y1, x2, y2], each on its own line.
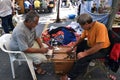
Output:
[35, 67, 46, 75]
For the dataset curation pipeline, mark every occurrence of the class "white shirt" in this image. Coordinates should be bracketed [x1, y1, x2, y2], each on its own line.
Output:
[0, 0, 12, 17]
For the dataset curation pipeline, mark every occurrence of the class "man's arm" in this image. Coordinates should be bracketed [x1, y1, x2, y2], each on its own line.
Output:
[72, 36, 84, 49]
[23, 38, 48, 54]
[11, 0, 15, 15]
[35, 38, 44, 48]
[85, 42, 104, 55]
[23, 47, 48, 53]
[67, 36, 84, 54]
[77, 42, 104, 59]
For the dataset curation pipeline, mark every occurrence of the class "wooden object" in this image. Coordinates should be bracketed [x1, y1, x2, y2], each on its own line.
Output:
[53, 46, 73, 54]
[52, 46, 76, 74]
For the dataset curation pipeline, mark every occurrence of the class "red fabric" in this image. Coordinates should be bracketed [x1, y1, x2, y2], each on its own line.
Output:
[110, 43, 120, 61]
[42, 30, 50, 42]
[51, 31, 64, 37]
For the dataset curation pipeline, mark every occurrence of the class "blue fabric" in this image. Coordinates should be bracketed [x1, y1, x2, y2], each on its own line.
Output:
[86, 10, 109, 25]
[48, 27, 76, 45]
[62, 28, 76, 45]
[80, 0, 113, 25]
[54, 35, 64, 44]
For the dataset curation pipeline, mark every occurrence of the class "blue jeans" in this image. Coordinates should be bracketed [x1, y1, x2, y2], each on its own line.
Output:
[1, 14, 14, 33]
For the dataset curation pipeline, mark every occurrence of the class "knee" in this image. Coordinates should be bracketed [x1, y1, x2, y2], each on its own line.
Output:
[33, 55, 47, 64]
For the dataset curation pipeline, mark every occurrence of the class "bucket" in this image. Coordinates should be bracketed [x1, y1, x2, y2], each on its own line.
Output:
[68, 14, 76, 19]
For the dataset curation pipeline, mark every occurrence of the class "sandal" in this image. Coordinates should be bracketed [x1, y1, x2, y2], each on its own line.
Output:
[109, 74, 117, 80]
[60, 75, 71, 80]
[35, 68, 46, 75]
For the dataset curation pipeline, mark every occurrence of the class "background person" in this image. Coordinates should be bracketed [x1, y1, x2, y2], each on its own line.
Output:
[47, 0, 55, 13]
[61, 13, 110, 80]
[0, 0, 15, 33]
[91, 2, 97, 13]
[34, 0, 41, 13]
[9, 10, 48, 74]
[29, 0, 34, 9]
[24, 0, 32, 13]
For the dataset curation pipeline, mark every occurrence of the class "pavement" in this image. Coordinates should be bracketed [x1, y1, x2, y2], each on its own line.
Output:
[0, 7, 120, 80]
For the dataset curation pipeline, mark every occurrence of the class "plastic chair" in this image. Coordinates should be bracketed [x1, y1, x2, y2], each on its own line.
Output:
[0, 34, 37, 80]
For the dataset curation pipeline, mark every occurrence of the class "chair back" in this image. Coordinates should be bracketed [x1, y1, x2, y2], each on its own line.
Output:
[0, 34, 37, 80]
[0, 34, 12, 50]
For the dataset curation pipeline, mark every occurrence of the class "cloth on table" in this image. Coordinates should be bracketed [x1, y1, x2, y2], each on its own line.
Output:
[42, 26, 77, 46]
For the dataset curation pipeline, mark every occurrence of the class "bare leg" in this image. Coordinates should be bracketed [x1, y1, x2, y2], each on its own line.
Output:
[33, 63, 46, 74]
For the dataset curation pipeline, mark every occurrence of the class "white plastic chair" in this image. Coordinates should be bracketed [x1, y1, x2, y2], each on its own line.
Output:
[0, 34, 37, 80]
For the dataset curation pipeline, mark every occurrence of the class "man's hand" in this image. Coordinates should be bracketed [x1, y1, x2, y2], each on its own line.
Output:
[66, 47, 74, 54]
[40, 47, 48, 53]
[77, 52, 88, 59]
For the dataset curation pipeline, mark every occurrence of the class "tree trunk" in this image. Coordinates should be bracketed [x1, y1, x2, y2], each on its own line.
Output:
[55, 0, 61, 23]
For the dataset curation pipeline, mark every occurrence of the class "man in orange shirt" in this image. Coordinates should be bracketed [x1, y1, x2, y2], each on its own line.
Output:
[62, 13, 111, 80]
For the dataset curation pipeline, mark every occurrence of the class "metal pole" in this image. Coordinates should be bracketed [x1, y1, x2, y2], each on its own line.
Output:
[106, 0, 119, 30]
[55, 0, 61, 23]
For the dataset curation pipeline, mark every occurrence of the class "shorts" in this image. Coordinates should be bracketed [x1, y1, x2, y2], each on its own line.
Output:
[26, 42, 48, 64]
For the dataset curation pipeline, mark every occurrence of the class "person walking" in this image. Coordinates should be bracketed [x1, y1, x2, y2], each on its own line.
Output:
[0, 0, 15, 33]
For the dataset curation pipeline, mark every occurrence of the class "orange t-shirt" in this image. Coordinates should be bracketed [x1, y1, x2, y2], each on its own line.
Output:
[81, 21, 110, 48]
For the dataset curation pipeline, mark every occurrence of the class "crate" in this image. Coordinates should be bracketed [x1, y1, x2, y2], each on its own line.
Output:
[52, 57, 75, 74]
[52, 46, 76, 74]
